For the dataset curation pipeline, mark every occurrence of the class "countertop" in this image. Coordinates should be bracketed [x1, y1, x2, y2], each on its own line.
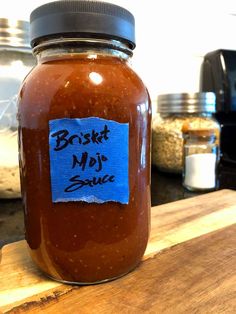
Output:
[1, 189, 236, 313]
[0, 167, 212, 247]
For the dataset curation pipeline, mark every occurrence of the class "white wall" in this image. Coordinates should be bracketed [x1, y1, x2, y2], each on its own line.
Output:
[2, 0, 236, 102]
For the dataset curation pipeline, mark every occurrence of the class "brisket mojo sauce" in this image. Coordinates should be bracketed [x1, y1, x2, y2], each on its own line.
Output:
[18, 53, 151, 283]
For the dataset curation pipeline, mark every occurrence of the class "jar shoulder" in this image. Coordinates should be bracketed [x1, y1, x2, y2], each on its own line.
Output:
[18, 57, 151, 126]
[21, 57, 148, 99]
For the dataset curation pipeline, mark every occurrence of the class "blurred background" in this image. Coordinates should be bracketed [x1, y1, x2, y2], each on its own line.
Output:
[1, 0, 236, 245]
[2, 0, 236, 103]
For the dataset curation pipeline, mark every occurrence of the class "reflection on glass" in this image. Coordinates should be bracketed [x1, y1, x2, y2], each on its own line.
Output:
[89, 72, 103, 85]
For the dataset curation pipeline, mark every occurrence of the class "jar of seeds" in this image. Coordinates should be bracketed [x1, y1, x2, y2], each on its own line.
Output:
[152, 92, 220, 174]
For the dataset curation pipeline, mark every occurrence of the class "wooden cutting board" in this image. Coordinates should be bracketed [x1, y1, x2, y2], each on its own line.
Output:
[1, 189, 236, 313]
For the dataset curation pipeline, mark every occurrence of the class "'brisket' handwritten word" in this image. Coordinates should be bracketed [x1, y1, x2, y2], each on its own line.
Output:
[51, 125, 110, 151]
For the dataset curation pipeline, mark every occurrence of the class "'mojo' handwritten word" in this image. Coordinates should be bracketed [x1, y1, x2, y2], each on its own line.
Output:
[72, 152, 108, 172]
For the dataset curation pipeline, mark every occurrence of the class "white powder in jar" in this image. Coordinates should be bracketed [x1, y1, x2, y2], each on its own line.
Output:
[0, 131, 21, 198]
[184, 153, 216, 190]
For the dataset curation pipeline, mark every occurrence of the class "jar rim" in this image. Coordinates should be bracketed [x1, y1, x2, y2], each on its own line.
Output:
[32, 37, 133, 57]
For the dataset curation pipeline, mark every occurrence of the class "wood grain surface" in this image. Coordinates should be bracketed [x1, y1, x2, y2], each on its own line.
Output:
[1, 189, 236, 313]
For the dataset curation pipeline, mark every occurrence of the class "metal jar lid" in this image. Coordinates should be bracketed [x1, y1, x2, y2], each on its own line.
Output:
[30, 0, 135, 49]
[157, 92, 216, 113]
[0, 18, 30, 48]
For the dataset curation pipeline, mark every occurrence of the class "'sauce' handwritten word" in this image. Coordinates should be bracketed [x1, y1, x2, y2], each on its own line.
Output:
[65, 174, 115, 192]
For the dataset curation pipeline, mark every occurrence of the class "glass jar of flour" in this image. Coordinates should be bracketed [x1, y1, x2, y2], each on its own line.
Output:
[152, 92, 220, 174]
[183, 129, 219, 191]
[0, 18, 34, 198]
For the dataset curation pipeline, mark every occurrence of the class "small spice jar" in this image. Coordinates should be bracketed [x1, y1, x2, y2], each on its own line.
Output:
[183, 129, 219, 191]
[152, 92, 220, 174]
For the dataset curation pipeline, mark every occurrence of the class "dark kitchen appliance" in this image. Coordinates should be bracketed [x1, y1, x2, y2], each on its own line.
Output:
[200, 49, 236, 189]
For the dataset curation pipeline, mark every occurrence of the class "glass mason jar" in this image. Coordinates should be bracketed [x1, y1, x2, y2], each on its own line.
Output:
[0, 18, 34, 198]
[18, 1, 151, 284]
[183, 129, 219, 191]
[152, 92, 220, 174]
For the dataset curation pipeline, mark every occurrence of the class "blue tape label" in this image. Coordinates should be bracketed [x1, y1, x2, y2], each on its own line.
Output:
[49, 117, 129, 204]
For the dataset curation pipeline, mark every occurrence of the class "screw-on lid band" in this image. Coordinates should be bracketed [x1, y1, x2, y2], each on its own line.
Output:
[157, 92, 216, 113]
[0, 18, 30, 48]
[30, 0, 135, 49]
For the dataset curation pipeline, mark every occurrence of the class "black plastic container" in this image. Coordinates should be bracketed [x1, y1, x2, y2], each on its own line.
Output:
[200, 49, 236, 189]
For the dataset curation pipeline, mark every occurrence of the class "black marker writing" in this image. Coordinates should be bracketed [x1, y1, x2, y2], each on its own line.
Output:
[72, 152, 108, 172]
[51, 125, 110, 151]
[64, 174, 115, 192]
